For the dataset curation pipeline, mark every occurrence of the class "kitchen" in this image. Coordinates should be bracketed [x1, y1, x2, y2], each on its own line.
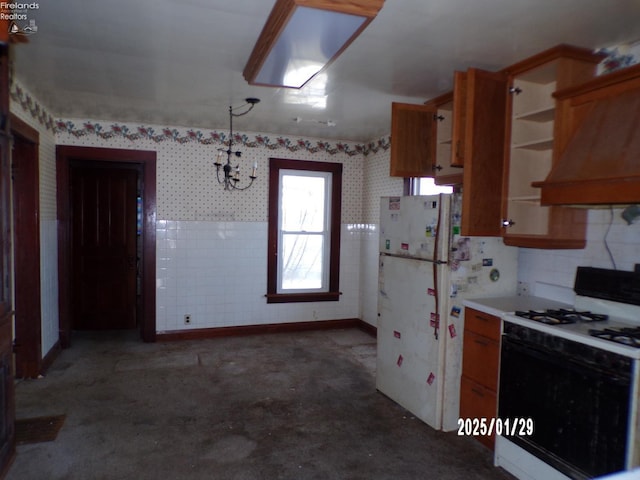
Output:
[3, 1, 640, 479]
[376, 44, 640, 479]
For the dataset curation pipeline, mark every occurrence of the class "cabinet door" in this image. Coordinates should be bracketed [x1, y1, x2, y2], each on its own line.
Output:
[389, 102, 436, 177]
[460, 376, 497, 449]
[462, 330, 500, 391]
[432, 94, 463, 185]
[459, 68, 507, 236]
[451, 71, 467, 168]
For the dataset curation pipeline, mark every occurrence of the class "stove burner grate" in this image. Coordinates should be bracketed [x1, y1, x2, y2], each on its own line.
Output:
[515, 308, 608, 325]
[589, 327, 640, 348]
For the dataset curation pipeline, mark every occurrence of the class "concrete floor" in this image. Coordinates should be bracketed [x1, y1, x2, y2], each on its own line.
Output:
[7, 328, 514, 480]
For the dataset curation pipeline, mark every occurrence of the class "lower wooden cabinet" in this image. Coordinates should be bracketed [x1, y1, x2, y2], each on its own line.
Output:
[460, 307, 501, 450]
[459, 376, 497, 450]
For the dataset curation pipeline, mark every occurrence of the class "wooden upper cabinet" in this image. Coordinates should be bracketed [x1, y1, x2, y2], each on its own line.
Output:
[451, 71, 467, 167]
[499, 45, 603, 249]
[429, 92, 463, 185]
[459, 68, 508, 236]
[537, 63, 640, 206]
[389, 102, 435, 177]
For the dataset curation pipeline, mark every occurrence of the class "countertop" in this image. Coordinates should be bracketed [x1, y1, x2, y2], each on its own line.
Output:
[464, 295, 640, 358]
[463, 295, 572, 318]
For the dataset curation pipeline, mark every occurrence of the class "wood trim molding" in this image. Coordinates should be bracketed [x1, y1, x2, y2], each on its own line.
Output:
[56, 146, 157, 345]
[10, 114, 39, 144]
[10, 116, 42, 378]
[267, 158, 342, 304]
[157, 318, 376, 341]
[499, 44, 605, 76]
[243, 0, 383, 86]
[40, 340, 61, 374]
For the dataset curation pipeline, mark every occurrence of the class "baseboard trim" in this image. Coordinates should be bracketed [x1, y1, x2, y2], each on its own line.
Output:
[357, 320, 377, 338]
[40, 340, 61, 375]
[157, 318, 376, 342]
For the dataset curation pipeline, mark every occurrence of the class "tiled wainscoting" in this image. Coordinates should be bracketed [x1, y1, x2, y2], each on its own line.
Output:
[156, 221, 369, 332]
[359, 225, 380, 328]
[40, 219, 60, 355]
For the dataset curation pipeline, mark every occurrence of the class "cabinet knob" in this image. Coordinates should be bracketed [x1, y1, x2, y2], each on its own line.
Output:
[432, 164, 443, 171]
[502, 219, 515, 227]
[434, 114, 445, 121]
[509, 86, 522, 95]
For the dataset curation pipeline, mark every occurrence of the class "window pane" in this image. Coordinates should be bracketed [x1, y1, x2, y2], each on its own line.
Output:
[416, 177, 453, 195]
[282, 174, 325, 232]
[281, 234, 323, 290]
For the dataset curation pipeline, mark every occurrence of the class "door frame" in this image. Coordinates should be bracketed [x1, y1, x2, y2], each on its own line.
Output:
[56, 146, 157, 345]
[10, 114, 42, 377]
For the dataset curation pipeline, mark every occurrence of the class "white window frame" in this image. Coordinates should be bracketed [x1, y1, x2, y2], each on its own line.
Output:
[277, 169, 332, 294]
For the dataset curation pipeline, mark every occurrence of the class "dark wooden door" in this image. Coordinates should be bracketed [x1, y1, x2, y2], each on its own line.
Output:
[11, 127, 42, 377]
[0, 43, 15, 477]
[71, 165, 138, 330]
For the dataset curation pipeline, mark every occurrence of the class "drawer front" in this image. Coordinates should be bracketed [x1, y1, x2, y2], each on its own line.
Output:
[462, 330, 499, 391]
[464, 307, 500, 341]
[459, 375, 497, 450]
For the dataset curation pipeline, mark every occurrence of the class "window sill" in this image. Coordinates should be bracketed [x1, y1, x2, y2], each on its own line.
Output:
[265, 292, 341, 304]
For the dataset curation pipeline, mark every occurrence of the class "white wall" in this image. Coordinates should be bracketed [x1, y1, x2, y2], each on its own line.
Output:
[518, 208, 640, 301]
[12, 72, 640, 346]
[360, 146, 403, 326]
[55, 117, 371, 332]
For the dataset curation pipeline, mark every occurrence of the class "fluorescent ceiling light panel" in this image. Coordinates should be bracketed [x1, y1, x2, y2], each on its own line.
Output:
[244, 0, 384, 89]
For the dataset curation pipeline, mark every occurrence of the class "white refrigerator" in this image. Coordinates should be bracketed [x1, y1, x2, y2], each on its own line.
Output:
[376, 194, 517, 431]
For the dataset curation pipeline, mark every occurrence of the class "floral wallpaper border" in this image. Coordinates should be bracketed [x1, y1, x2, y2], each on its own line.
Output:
[10, 83, 57, 132]
[9, 81, 390, 157]
[54, 120, 391, 157]
[11, 43, 637, 157]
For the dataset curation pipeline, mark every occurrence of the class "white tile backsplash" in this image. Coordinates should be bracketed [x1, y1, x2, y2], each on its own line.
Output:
[156, 222, 363, 331]
[517, 207, 640, 298]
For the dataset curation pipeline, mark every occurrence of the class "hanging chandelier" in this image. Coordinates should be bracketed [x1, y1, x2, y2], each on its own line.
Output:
[214, 97, 260, 190]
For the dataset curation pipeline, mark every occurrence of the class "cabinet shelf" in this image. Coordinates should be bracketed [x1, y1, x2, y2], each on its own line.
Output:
[512, 137, 553, 150]
[514, 106, 555, 122]
[508, 195, 541, 203]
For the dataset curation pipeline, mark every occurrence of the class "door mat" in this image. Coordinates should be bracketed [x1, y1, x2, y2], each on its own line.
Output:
[15, 415, 66, 444]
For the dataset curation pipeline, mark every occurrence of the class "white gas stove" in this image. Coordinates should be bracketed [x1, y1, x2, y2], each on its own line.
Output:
[503, 297, 640, 359]
[496, 266, 640, 480]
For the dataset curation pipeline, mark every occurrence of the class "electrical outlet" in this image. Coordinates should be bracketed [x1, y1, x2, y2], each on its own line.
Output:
[184, 314, 191, 324]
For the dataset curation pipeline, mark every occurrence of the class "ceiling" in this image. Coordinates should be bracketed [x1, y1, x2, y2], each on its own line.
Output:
[12, 0, 640, 143]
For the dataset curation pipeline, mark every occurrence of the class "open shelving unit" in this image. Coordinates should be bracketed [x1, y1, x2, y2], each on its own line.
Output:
[505, 65, 558, 236]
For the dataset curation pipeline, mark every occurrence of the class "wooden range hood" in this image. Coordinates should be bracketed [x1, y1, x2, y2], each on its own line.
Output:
[535, 63, 640, 206]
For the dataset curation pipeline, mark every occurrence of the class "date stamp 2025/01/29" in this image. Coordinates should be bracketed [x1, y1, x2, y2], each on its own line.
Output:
[457, 417, 534, 437]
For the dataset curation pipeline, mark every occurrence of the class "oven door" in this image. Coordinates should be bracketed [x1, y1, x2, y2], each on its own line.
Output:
[499, 334, 631, 479]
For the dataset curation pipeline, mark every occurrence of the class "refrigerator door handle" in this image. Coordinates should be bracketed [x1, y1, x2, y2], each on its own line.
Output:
[380, 252, 447, 264]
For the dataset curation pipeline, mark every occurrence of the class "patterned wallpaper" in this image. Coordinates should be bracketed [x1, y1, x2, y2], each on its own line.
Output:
[9, 84, 57, 221]
[56, 118, 368, 223]
[9, 78, 390, 224]
[362, 147, 404, 223]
